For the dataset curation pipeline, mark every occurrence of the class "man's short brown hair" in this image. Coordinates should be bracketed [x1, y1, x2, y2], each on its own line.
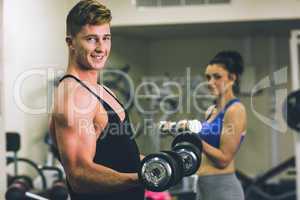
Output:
[66, 0, 112, 37]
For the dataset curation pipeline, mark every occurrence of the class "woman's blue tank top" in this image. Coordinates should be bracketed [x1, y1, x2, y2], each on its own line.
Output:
[200, 98, 244, 148]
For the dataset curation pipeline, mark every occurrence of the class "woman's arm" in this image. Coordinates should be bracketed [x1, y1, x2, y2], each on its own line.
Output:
[202, 103, 247, 169]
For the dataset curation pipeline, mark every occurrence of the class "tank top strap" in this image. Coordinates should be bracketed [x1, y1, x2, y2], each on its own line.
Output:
[223, 98, 240, 113]
[101, 86, 129, 121]
[101, 85, 126, 109]
[59, 74, 128, 121]
[205, 105, 216, 121]
[59, 74, 106, 105]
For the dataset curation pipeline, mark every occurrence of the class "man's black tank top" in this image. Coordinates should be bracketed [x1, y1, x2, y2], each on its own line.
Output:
[58, 75, 144, 200]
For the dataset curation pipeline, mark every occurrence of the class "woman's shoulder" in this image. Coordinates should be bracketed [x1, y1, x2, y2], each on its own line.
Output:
[224, 101, 246, 120]
[228, 100, 245, 111]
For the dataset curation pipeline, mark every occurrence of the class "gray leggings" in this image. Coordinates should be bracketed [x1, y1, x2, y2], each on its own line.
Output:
[196, 173, 244, 200]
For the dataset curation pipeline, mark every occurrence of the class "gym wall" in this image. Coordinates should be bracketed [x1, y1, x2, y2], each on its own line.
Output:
[0, 0, 6, 197]
[109, 36, 150, 81]
[2, 0, 76, 175]
[103, 0, 300, 26]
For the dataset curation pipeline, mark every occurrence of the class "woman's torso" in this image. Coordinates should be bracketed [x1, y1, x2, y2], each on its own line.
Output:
[197, 98, 244, 176]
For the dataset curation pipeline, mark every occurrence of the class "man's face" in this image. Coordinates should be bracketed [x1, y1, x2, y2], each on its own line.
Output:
[69, 23, 111, 71]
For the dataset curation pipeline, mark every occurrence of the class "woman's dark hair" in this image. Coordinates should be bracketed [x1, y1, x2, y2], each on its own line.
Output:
[209, 50, 244, 94]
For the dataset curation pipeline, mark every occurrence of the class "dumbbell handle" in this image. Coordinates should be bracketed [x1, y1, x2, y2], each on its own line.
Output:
[159, 120, 202, 135]
[26, 192, 49, 200]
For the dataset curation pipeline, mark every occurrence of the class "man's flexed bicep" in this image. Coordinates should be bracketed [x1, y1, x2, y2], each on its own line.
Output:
[54, 113, 98, 176]
[53, 80, 99, 176]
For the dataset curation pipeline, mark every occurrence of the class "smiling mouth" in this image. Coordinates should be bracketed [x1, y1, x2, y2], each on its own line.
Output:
[91, 55, 104, 61]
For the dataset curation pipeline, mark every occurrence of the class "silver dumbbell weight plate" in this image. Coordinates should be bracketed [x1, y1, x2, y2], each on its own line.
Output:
[140, 157, 172, 188]
[175, 148, 198, 176]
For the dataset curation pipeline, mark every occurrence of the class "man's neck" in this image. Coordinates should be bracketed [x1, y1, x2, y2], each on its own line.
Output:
[67, 62, 98, 85]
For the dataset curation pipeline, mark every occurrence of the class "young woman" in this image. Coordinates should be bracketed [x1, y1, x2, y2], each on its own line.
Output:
[196, 50, 247, 200]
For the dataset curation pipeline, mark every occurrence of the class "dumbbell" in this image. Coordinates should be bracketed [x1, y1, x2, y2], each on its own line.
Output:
[5, 175, 33, 200]
[38, 165, 68, 200]
[171, 133, 202, 176]
[283, 90, 300, 132]
[138, 133, 202, 192]
[159, 120, 202, 136]
[48, 180, 68, 200]
[139, 150, 184, 192]
[6, 176, 50, 200]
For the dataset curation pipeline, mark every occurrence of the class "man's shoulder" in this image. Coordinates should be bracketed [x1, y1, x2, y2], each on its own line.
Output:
[54, 78, 99, 117]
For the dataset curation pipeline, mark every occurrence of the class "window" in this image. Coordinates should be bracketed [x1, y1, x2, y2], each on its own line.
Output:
[135, 0, 231, 7]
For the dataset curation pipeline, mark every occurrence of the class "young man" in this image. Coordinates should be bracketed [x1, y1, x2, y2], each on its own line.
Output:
[49, 1, 144, 199]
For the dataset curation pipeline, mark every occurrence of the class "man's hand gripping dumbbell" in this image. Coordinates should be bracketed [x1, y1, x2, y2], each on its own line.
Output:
[138, 120, 203, 192]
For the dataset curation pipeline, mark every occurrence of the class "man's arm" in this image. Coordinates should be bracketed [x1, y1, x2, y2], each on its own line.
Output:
[54, 81, 140, 194]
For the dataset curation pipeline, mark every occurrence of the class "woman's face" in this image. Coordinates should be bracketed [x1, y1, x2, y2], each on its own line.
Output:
[205, 64, 235, 97]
